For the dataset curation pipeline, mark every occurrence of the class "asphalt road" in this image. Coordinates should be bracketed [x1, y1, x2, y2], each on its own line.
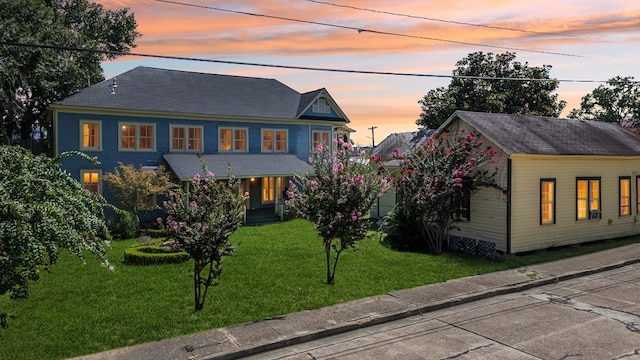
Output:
[243, 264, 640, 360]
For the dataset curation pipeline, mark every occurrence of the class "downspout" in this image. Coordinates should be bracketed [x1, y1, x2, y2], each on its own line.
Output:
[506, 158, 512, 254]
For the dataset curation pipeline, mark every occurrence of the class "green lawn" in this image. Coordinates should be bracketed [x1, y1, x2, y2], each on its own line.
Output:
[1, 218, 639, 360]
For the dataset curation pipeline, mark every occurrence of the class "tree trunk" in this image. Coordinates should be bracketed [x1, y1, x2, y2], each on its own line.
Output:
[325, 239, 334, 284]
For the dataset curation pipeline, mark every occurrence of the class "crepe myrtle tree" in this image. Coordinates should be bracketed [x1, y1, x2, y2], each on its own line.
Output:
[391, 129, 505, 254]
[0, 146, 114, 328]
[286, 138, 390, 284]
[159, 165, 248, 311]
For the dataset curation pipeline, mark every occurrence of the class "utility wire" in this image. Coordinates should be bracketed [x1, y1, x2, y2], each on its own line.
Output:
[305, 0, 584, 39]
[154, 0, 586, 58]
[0, 41, 618, 83]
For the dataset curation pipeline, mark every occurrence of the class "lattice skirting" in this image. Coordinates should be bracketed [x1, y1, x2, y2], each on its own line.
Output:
[448, 235, 496, 256]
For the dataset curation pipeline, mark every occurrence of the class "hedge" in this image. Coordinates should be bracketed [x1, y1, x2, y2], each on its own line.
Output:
[123, 245, 190, 265]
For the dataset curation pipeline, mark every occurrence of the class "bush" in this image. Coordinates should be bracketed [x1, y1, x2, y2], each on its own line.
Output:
[123, 244, 189, 265]
[381, 207, 426, 252]
[108, 212, 139, 239]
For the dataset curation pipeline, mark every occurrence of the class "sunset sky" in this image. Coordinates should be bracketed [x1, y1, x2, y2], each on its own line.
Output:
[97, 0, 640, 146]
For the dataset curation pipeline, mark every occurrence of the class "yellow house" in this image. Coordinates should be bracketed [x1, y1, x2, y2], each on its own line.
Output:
[443, 111, 640, 254]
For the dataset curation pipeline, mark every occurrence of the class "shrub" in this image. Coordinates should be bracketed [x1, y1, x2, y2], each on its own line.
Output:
[108, 211, 139, 239]
[123, 244, 189, 265]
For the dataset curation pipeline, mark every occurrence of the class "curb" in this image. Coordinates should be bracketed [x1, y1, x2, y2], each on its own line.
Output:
[205, 257, 640, 360]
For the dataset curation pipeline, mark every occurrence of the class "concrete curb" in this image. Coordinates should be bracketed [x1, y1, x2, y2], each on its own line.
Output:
[205, 256, 640, 360]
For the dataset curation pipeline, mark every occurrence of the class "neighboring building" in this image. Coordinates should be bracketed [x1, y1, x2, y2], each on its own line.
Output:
[49, 66, 351, 224]
[443, 110, 640, 254]
[370, 129, 434, 218]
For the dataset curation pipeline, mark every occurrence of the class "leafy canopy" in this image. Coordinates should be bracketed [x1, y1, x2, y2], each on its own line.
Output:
[103, 163, 175, 216]
[417, 52, 566, 129]
[286, 138, 390, 284]
[0, 145, 113, 327]
[568, 76, 640, 124]
[0, 0, 140, 141]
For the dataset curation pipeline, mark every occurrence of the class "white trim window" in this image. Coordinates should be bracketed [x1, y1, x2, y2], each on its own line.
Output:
[81, 169, 102, 194]
[312, 99, 331, 114]
[219, 127, 247, 152]
[170, 125, 203, 152]
[119, 122, 155, 151]
[262, 129, 288, 153]
[80, 120, 102, 151]
[312, 130, 330, 151]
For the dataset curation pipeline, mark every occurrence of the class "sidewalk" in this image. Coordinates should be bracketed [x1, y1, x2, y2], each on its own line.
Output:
[73, 242, 640, 360]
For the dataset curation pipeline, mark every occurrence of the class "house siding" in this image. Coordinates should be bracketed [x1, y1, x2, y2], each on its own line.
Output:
[509, 155, 640, 253]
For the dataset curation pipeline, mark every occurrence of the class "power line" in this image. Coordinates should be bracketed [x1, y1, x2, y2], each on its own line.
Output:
[0, 41, 625, 84]
[305, 0, 584, 39]
[154, 0, 586, 58]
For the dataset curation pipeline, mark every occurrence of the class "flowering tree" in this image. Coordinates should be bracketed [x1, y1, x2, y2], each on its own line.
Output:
[159, 166, 248, 311]
[286, 138, 390, 284]
[391, 129, 504, 254]
[0, 146, 113, 327]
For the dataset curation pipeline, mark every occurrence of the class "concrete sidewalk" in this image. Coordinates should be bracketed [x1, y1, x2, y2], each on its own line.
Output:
[73, 242, 640, 360]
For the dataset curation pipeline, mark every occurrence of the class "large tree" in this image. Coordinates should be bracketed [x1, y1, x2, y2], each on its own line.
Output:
[0, 146, 114, 327]
[568, 76, 640, 124]
[0, 0, 140, 143]
[417, 52, 566, 129]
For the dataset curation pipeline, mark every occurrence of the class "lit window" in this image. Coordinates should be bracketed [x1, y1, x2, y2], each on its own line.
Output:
[577, 178, 601, 220]
[312, 99, 331, 114]
[219, 128, 247, 152]
[262, 129, 287, 152]
[119, 123, 155, 151]
[312, 130, 330, 151]
[636, 176, 640, 214]
[262, 177, 287, 203]
[171, 125, 202, 152]
[80, 121, 101, 151]
[81, 170, 101, 194]
[620, 177, 631, 216]
[540, 179, 555, 224]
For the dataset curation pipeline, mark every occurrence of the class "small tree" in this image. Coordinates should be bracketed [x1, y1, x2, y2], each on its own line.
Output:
[0, 146, 113, 327]
[286, 138, 390, 284]
[390, 129, 504, 254]
[159, 166, 247, 311]
[103, 162, 175, 221]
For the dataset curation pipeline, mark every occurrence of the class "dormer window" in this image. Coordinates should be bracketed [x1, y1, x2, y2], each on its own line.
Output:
[312, 99, 331, 114]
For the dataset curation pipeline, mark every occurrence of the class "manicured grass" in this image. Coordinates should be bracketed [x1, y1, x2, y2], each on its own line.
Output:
[1, 219, 639, 360]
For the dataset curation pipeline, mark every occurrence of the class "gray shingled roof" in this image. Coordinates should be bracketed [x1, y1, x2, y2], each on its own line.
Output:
[371, 129, 435, 159]
[163, 153, 313, 181]
[448, 111, 640, 156]
[56, 67, 346, 122]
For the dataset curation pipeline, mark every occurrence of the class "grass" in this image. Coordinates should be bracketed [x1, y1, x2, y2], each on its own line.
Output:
[1, 218, 639, 360]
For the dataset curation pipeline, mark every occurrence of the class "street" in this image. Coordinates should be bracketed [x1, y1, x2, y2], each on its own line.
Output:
[243, 264, 640, 359]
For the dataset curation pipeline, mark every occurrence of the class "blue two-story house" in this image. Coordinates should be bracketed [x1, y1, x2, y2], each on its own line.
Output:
[50, 66, 352, 224]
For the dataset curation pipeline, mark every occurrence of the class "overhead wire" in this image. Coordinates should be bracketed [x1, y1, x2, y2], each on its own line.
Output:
[154, 0, 586, 58]
[1, 41, 624, 84]
[305, 0, 585, 39]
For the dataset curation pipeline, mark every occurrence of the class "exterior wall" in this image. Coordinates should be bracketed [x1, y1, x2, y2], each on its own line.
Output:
[444, 119, 510, 252]
[508, 154, 640, 253]
[371, 185, 397, 219]
[53, 108, 337, 217]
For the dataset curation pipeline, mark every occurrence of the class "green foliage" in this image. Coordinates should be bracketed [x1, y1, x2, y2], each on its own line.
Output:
[107, 211, 139, 240]
[417, 51, 566, 129]
[286, 138, 390, 284]
[123, 244, 189, 265]
[0, 145, 113, 327]
[388, 129, 505, 254]
[103, 163, 176, 217]
[568, 76, 640, 124]
[160, 165, 248, 311]
[0, 0, 140, 141]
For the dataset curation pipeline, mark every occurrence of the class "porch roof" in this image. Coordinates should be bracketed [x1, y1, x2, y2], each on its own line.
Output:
[163, 153, 313, 181]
